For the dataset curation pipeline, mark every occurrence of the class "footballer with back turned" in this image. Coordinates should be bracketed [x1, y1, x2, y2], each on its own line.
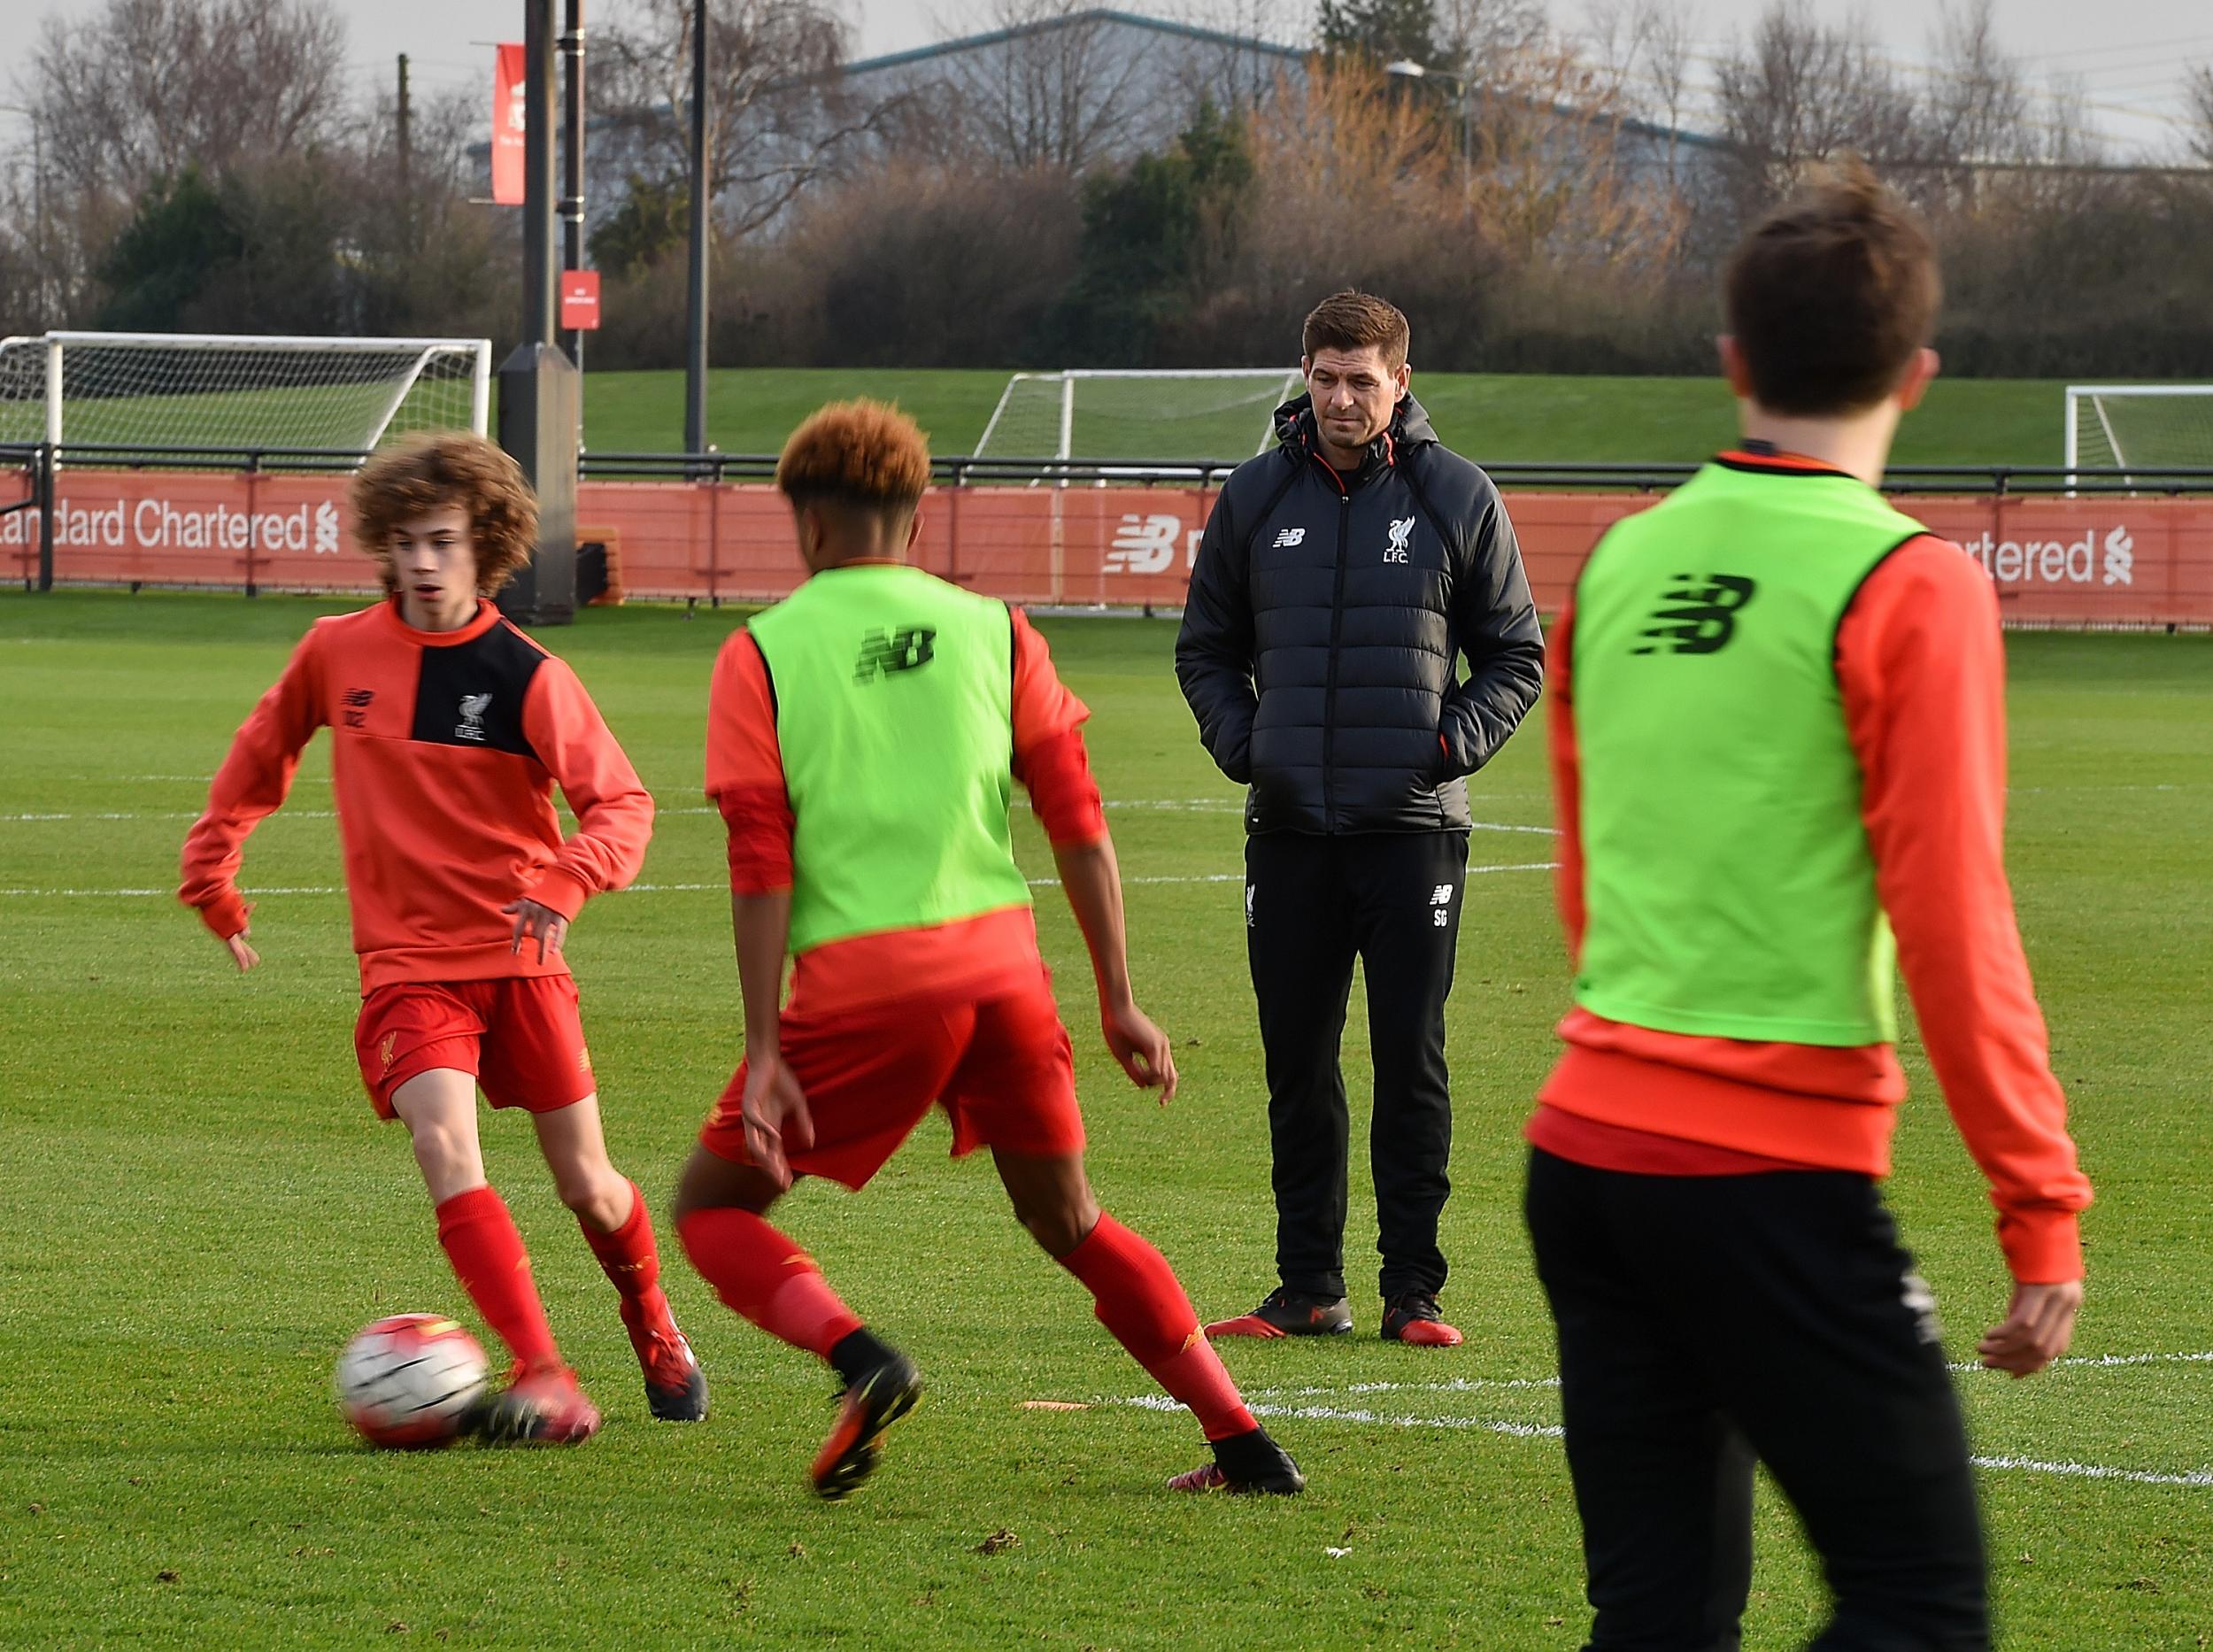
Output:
[1526, 158, 2093, 1648]
[671, 400, 1304, 1501]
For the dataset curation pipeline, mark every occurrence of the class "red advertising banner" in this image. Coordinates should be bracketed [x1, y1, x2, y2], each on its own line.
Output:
[11, 471, 2213, 630]
[560, 270, 602, 331]
[492, 43, 527, 206]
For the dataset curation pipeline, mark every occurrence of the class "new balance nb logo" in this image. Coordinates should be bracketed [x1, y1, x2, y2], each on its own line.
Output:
[1633, 575, 1756, 656]
[1384, 516, 1415, 562]
[1273, 527, 1307, 548]
[1430, 884, 1453, 905]
[853, 626, 937, 683]
[342, 687, 374, 729]
[454, 691, 493, 741]
[1430, 883, 1454, 929]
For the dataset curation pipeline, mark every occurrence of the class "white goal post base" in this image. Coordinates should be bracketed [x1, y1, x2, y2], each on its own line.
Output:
[0, 332, 492, 459]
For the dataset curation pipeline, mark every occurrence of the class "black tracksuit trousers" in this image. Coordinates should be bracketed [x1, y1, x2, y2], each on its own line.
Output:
[1245, 829, 1467, 1302]
[1524, 1148, 1991, 1652]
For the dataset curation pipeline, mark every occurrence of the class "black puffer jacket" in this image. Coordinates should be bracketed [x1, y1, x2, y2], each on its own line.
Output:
[1175, 392, 1545, 835]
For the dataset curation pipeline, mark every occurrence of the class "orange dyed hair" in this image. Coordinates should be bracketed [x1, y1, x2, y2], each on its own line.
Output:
[349, 432, 540, 595]
[775, 399, 932, 518]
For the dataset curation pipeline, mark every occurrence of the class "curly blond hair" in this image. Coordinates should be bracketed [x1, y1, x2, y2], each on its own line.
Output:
[350, 433, 540, 596]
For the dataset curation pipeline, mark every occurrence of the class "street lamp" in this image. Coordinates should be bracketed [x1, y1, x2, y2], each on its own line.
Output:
[1384, 58, 1472, 201]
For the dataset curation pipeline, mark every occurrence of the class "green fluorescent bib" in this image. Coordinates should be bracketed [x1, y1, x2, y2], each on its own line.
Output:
[748, 563, 1033, 955]
[1570, 459, 1925, 1045]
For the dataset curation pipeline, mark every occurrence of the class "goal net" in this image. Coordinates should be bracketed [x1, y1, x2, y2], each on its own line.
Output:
[0, 332, 492, 459]
[2064, 384, 2213, 483]
[972, 369, 1303, 468]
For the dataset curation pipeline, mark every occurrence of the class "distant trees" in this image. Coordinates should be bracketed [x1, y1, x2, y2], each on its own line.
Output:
[2, 0, 2209, 382]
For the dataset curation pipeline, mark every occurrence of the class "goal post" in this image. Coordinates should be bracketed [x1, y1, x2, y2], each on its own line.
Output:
[0, 332, 493, 461]
[972, 368, 1305, 467]
[2064, 384, 2213, 489]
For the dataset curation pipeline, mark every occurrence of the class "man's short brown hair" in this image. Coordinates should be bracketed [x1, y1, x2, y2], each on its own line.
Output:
[350, 432, 539, 595]
[1302, 290, 1411, 370]
[1723, 156, 1940, 417]
[776, 400, 931, 519]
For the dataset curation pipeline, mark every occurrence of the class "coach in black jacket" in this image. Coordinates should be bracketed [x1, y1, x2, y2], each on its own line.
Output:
[1176, 290, 1544, 1347]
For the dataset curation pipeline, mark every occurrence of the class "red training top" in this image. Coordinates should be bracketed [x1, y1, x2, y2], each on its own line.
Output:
[1531, 456, 2093, 1284]
[179, 598, 653, 992]
[706, 601, 1105, 1017]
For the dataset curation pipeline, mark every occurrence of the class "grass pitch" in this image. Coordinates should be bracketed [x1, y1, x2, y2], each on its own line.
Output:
[580, 367, 2086, 470]
[2, 591, 2209, 1648]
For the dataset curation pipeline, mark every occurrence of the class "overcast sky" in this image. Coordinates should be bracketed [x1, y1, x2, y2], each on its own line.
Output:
[14, 0, 2212, 158]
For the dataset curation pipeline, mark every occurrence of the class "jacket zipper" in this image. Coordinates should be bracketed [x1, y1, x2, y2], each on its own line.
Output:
[1316, 453, 1350, 832]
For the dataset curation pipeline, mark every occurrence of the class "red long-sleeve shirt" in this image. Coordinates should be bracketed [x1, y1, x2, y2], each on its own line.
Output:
[180, 598, 653, 992]
[1532, 519, 2093, 1284]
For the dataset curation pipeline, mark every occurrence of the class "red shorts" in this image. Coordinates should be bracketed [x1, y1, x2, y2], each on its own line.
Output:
[700, 976, 1084, 1190]
[354, 976, 596, 1120]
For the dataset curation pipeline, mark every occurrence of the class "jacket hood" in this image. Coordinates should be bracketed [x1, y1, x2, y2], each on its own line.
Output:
[1272, 390, 1440, 465]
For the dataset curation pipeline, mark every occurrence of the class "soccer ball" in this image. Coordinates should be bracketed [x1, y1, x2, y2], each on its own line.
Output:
[335, 1313, 490, 1449]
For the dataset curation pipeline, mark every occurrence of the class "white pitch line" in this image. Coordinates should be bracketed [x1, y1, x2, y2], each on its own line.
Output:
[0, 799, 1560, 833]
[1, 862, 1564, 900]
[1967, 1455, 2213, 1488]
[1949, 1348, 2213, 1376]
[1112, 1352, 2213, 1489]
[0, 810, 338, 822]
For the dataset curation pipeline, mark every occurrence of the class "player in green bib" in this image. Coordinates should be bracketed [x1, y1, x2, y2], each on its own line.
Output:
[1523, 162, 2092, 1649]
[671, 401, 1303, 1501]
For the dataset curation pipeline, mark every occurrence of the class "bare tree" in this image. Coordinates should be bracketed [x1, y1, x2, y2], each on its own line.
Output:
[925, 0, 1162, 173]
[26, 0, 347, 204]
[1712, 2, 1919, 219]
[1435, 0, 1548, 81]
[2186, 64, 2213, 166]
[592, 0, 884, 236]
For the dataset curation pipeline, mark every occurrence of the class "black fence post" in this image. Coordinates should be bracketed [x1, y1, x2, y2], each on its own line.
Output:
[37, 442, 54, 591]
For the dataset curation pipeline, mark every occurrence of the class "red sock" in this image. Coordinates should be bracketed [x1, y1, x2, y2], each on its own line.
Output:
[581, 1180, 675, 1338]
[1061, 1214, 1256, 1441]
[676, 1207, 861, 1361]
[436, 1185, 560, 1371]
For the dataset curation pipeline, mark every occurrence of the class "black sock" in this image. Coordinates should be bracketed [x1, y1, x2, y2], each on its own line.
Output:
[828, 1326, 898, 1386]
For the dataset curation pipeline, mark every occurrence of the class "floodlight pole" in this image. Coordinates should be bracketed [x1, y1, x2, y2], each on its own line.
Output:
[683, 0, 711, 457]
[559, 0, 586, 374]
[497, 0, 580, 626]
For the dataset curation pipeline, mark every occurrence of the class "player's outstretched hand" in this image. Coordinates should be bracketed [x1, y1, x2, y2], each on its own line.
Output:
[223, 926, 260, 973]
[1978, 1279, 2083, 1378]
[739, 1050, 815, 1190]
[1102, 998, 1178, 1104]
[501, 897, 568, 963]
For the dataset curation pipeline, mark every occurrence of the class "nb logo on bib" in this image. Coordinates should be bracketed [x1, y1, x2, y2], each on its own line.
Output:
[1633, 575, 1756, 656]
[853, 626, 937, 683]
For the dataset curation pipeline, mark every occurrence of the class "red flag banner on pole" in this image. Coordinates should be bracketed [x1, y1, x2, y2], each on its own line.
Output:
[492, 42, 527, 205]
[560, 270, 602, 330]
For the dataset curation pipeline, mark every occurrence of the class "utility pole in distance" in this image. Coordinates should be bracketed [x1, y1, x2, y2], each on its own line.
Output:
[396, 54, 413, 249]
[497, 0, 580, 626]
[683, 0, 710, 457]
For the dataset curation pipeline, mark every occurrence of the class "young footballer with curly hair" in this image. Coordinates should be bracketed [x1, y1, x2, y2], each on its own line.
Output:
[180, 432, 706, 1444]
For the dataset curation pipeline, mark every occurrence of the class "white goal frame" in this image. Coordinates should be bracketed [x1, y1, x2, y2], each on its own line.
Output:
[2063, 383, 2213, 490]
[4, 331, 493, 459]
[973, 367, 1305, 466]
